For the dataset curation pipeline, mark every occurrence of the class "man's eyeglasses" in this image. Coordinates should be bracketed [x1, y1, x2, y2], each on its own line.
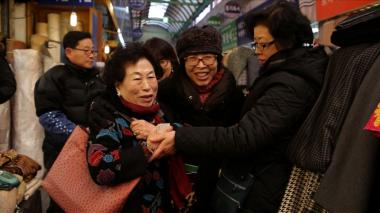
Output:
[184, 55, 217, 66]
[72, 48, 98, 56]
[251, 40, 275, 51]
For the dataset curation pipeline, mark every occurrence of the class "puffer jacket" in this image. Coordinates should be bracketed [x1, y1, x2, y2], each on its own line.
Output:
[174, 46, 329, 212]
[34, 61, 105, 169]
[0, 56, 16, 104]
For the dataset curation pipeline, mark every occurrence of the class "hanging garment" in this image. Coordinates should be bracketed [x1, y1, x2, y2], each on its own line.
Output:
[287, 42, 380, 173]
[314, 54, 380, 213]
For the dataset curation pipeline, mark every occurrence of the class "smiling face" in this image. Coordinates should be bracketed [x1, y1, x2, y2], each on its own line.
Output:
[184, 53, 218, 87]
[253, 24, 280, 65]
[116, 58, 158, 107]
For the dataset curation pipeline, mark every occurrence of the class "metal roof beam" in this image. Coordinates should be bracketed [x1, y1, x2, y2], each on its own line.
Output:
[150, 0, 203, 6]
[173, 0, 211, 38]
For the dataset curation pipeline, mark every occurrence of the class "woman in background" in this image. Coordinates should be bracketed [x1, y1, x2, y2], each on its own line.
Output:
[143, 37, 179, 81]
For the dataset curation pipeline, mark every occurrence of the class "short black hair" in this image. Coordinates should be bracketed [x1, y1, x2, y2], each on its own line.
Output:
[245, 0, 313, 49]
[62, 31, 92, 49]
[143, 37, 179, 78]
[103, 42, 161, 87]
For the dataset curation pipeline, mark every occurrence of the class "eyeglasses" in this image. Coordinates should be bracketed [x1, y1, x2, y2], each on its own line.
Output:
[251, 40, 275, 51]
[184, 55, 217, 66]
[72, 48, 98, 56]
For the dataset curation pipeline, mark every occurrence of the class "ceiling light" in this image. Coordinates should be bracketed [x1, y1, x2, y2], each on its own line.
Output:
[148, 2, 169, 19]
[70, 11, 77, 27]
[104, 43, 110, 54]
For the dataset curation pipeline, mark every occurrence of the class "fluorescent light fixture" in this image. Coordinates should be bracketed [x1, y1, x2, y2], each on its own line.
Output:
[70, 11, 77, 27]
[148, 2, 169, 19]
[163, 17, 168, 23]
[117, 28, 125, 47]
[195, 6, 210, 24]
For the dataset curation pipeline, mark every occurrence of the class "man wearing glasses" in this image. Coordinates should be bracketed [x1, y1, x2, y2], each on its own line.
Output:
[34, 31, 105, 173]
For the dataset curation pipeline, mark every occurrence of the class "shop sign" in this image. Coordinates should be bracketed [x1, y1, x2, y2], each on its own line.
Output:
[224, 1, 241, 18]
[129, 0, 146, 10]
[316, 0, 376, 21]
[208, 16, 222, 27]
[132, 28, 143, 39]
[221, 21, 237, 51]
[38, 0, 94, 7]
[236, 14, 250, 45]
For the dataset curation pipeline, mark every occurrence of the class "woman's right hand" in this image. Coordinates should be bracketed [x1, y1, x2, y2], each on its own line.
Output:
[130, 120, 157, 140]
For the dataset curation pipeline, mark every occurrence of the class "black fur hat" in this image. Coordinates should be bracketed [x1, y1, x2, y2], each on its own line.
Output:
[176, 25, 222, 59]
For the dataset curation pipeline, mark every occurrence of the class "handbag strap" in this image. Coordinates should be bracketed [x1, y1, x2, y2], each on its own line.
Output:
[115, 111, 134, 123]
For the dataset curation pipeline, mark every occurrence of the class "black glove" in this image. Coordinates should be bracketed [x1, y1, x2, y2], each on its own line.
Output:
[88, 96, 117, 130]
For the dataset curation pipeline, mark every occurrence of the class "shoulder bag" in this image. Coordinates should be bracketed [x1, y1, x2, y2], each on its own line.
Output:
[42, 126, 140, 213]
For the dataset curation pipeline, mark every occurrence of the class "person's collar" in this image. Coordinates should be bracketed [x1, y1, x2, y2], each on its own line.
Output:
[64, 57, 97, 76]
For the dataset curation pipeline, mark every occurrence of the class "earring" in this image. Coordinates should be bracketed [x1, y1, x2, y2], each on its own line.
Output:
[116, 88, 121, 96]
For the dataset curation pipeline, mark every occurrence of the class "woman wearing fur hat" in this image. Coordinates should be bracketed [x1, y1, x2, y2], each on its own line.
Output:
[156, 25, 244, 212]
[147, 1, 329, 212]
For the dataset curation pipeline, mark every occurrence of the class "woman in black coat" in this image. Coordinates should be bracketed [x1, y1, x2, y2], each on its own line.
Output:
[0, 42, 16, 104]
[155, 26, 243, 212]
[148, 1, 329, 212]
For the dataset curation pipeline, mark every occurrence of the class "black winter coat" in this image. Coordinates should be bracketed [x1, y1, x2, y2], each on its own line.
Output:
[158, 68, 242, 127]
[174, 47, 329, 212]
[34, 61, 105, 169]
[0, 56, 16, 104]
[158, 68, 244, 212]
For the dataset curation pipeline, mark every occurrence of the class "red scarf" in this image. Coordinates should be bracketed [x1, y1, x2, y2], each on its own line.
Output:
[120, 96, 193, 209]
[194, 70, 225, 104]
[119, 97, 160, 115]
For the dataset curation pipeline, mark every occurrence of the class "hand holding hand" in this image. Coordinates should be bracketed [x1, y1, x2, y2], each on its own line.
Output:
[149, 130, 176, 161]
[131, 120, 156, 140]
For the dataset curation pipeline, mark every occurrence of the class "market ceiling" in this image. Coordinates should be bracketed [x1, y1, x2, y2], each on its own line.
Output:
[111, 0, 212, 38]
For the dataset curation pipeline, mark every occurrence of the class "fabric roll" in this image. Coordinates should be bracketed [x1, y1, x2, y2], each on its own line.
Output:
[0, 101, 11, 151]
[30, 34, 48, 51]
[47, 13, 60, 42]
[24, 178, 42, 200]
[43, 55, 58, 73]
[36, 22, 48, 37]
[14, 3, 26, 43]
[46, 41, 61, 65]
[60, 12, 70, 41]
[12, 49, 45, 179]
[6, 39, 26, 65]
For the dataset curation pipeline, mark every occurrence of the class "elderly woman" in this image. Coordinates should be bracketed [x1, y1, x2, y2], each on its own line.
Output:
[86, 43, 192, 213]
[148, 1, 329, 212]
[90, 26, 244, 213]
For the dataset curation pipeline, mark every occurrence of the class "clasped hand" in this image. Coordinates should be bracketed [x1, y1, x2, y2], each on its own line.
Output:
[131, 120, 176, 161]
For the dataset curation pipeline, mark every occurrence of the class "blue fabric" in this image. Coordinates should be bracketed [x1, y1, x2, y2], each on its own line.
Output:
[39, 111, 75, 137]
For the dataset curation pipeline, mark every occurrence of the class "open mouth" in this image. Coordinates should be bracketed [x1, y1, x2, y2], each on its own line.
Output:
[194, 72, 210, 80]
